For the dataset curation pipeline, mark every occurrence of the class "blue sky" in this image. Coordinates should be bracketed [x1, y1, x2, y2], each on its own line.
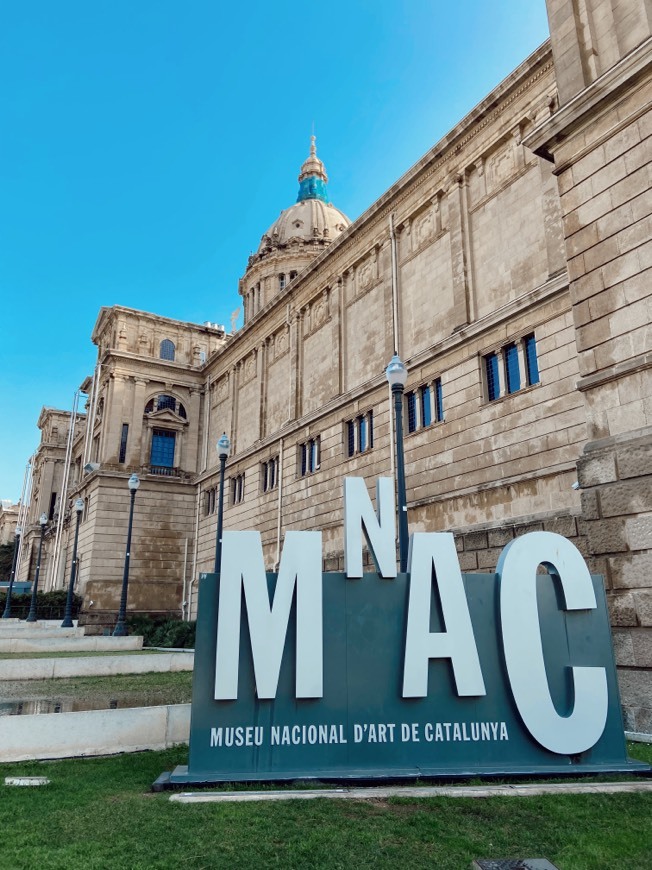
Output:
[0, 1, 550, 502]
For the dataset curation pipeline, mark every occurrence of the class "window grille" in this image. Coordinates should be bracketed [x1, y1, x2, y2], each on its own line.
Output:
[406, 392, 417, 434]
[485, 353, 500, 401]
[160, 339, 175, 361]
[434, 378, 444, 422]
[358, 415, 367, 452]
[420, 385, 432, 427]
[231, 474, 245, 504]
[344, 411, 373, 457]
[262, 457, 279, 492]
[157, 395, 176, 412]
[524, 334, 540, 386]
[505, 343, 521, 394]
[347, 421, 355, 457]
[484, 333, 540, 402]
[119, 424, 129, 464]
[299, 437, 320, 476]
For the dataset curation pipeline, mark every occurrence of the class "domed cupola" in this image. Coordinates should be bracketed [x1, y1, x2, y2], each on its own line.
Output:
[240, 138, 351, 324]
[253, 138, 351, 260]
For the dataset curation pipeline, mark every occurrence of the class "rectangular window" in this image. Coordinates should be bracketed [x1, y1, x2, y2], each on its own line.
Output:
[310, 438, 320, 472]
[420, 385, 432, 427]
[150, 429, 176, 467]
[118, 424, 129, 464]
[406, 391, 417, 433]
[505, 343, 521, 394]
[231, 474, 245, 504]
[358, 415, 367, 452]
[485, 353, 500, 401]
[48, 492, 57, 521]
[299, 437, 320, 476]
[347, 420, 355, 458]
[344, 411, 373, 457]
[524, 334, 540, 386]
[262, 457, 279, 492]
[434, 378, 444, 422]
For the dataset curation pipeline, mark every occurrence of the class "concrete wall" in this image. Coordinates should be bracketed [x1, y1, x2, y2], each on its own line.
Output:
[0, 704, 190, 763]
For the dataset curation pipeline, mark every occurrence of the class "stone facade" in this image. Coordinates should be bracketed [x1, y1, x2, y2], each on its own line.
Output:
[525, 0, 652, 732]
[16, 1, 652, 727]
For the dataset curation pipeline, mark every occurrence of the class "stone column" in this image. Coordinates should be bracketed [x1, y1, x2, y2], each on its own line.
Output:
[185, 388, 202, 473]
[230, 364, 239, 452]
[129, 378, 148, 467]
[447, 172, 474, 329]
[259, 340, 268, 440]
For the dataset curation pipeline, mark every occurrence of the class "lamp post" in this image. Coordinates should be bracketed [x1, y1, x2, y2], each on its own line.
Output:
[113, 474, 140, 637]
[386, 353, 409, 573]
[26, 514, 48, 623]
[214, 433, 231, 573]
[61, 498, 84, 628]
[2, 525, 22, 619]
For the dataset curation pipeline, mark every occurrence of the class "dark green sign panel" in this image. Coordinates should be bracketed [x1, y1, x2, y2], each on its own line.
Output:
[167, 568, 642, 785]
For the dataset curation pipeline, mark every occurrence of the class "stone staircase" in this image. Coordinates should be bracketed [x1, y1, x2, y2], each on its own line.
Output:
[0, 619, 143, 653]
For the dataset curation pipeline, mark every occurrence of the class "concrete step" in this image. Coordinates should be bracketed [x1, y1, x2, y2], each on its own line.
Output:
[0, 636, 143, 654]
[0, 619, 78, 629]
[0, 703, 190, 762]
[0, 651, 194, 680]
[0, 627, 85, 640]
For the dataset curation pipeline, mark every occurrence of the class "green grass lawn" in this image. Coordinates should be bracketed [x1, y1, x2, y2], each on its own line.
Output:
[0, 744, 650, 870]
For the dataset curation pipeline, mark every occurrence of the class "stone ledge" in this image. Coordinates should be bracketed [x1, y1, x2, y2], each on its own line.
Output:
[0, 703, 191, 763]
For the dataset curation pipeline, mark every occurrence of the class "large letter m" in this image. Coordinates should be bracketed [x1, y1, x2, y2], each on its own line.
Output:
[214, 530, 323, 700]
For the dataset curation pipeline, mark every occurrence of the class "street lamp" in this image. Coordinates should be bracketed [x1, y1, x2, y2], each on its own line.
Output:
[61, 498, 84, 628]
[214, 433, 231, 573]
[386, 353, 409, 573]
[113, 474, 140, 637]
[26, 514, 48, 623]
[2, 525, 22, 619]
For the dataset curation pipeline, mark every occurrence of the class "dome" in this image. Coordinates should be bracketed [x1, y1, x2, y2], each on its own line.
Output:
[256, 137, 351, 256]
[258, 199, 350, 254]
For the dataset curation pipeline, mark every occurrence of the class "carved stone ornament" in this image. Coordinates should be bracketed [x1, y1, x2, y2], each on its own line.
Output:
[275, 327, 289, 358]
[414, 210, 434, 247]
[243, 352, 257, 382]
[216, 376, 229, 402]
[312, 293, 329, 330]
[358, 259, 374, 290]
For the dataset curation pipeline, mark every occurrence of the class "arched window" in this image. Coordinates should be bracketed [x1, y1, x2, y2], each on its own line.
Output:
[145, 394, 187, 418]
[157, 395, 176, 411]
[160, 339, 176, 361]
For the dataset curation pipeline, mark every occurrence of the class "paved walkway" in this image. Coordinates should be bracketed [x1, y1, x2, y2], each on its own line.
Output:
[170, 780, 652, 803]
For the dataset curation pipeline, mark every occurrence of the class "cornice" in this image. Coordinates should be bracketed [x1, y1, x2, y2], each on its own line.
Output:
[524, 37, 652, 161]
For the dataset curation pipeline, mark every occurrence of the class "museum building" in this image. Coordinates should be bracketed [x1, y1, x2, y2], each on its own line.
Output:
[13, 0, 652, 732]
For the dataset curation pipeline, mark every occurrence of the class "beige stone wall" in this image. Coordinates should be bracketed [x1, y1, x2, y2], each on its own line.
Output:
[74, 474, 196, 627]
[545, 0, 651, 104]
[528, 0, 652, 727]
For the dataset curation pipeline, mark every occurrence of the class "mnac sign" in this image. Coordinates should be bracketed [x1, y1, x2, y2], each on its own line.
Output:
[165, 478, 645, 785]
